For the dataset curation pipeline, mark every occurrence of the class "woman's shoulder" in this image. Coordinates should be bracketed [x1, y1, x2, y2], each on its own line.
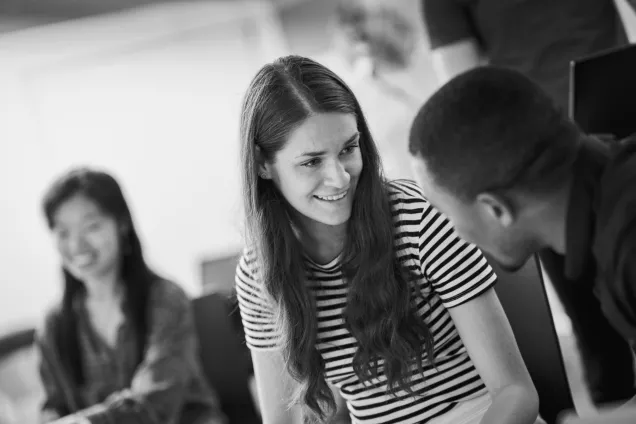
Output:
[35, 300, 65, 344]
[147, 278, 190, 312]
[239, 246, 258, 264]
[235, 247, 271, 301]
[236, 247, 260, 280]
[386, 179, 434, 213]
[386, 179, 428, 201]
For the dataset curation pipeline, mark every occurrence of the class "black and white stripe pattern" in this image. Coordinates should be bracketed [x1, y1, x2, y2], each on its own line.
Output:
[235, 179, 497, 423]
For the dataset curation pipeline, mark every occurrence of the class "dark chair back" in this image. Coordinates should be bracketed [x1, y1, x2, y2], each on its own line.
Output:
[492, 255, 575, 424]
[191, 292, 261, 424]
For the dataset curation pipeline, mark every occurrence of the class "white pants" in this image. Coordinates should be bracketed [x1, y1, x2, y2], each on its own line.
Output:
[427, 394, 547, 424]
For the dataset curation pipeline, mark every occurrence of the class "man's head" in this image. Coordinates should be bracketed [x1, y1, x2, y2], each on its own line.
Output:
[409, 66, 582, 271]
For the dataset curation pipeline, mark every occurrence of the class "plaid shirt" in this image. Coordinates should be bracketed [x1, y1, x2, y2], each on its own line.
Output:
[37, 279, 227, 424]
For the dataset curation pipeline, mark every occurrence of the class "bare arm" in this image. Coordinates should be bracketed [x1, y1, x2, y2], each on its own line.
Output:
[449, 288, 539, 424]
[251, 350, 303, 424]
[430, 39, 482, 84]
[234, 250, 302, 423]
[422, 0, 485, 84]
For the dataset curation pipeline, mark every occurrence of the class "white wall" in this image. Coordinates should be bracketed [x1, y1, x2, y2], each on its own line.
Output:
[617, 0, 636, 39]
[1, 0, 634, 334]
[0, 1, 289, 332]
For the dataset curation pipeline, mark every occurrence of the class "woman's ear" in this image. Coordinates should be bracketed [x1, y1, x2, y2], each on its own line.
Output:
[256, 146, 271, 179]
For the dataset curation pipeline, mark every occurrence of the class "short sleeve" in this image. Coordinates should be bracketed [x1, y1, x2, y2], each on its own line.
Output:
[234, 250, 281, 351]
[390, 180, 497, 308]
[422, 0, 476, 50]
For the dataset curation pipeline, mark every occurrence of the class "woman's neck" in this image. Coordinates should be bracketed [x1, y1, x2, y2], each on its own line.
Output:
[81, 271, 126, 347]
[295, 217, 347, 265]
[82, 271, 123, 304]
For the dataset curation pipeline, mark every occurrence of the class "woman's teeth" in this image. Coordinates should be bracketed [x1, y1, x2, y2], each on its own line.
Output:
[315, 191, 347, 201]
[74, 254, 95, 267]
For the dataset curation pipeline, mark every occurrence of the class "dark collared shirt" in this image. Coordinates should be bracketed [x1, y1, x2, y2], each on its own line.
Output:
[565, 135, 636, 348]
[37, 279, 227, 424]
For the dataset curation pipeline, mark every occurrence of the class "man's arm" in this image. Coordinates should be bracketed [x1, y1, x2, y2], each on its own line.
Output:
[561, 405, 636, 423]
[421, 0, 484, 83]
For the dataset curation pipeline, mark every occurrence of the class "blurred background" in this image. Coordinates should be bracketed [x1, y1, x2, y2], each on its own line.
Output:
[0, 0, 635, 423]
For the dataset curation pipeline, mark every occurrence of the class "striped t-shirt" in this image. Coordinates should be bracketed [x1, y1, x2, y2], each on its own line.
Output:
[235, 179, 498, 424]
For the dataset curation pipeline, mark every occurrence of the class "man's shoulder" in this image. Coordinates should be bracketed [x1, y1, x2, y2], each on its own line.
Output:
[593, 133, 636, 302]
[598, 133, 636, 218]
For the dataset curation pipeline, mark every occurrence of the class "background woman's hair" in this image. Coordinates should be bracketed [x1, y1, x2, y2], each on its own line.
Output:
[42, 168, 158, 394]
[240, 55, 434, 421]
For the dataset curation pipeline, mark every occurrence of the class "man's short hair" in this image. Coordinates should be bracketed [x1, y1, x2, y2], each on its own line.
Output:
[409, 66, 582, 200]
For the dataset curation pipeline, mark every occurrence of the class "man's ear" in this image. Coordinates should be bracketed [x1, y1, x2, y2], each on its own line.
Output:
[475, 192, 516, 227]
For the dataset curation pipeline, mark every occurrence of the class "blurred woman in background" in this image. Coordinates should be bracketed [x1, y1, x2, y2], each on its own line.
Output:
[234, 55, 542, 424]
[37, 168, 226, 424]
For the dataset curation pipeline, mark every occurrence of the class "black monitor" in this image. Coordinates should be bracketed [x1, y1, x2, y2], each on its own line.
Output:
[569, 43, 636, 139]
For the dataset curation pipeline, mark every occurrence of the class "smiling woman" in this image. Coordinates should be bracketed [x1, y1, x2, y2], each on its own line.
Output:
[235, 55, 543, 424]
[37, 168, 228, 424]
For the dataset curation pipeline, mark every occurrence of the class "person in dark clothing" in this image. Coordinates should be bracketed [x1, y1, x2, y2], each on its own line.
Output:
[422, 0, 636, 110]
[37, 168, 227, 424]
[335, 0, 636, 407]
[408, 66, 636, 421]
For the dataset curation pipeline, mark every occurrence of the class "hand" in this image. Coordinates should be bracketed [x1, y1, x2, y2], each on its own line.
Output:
[590, 133, 616, 144]
[591, 132, 636, 147]
[560, 405, 636, 424]
[50, 414, 91, 424]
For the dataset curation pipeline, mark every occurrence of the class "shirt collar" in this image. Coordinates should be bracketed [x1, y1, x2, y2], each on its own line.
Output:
[72, 286, 132, 324]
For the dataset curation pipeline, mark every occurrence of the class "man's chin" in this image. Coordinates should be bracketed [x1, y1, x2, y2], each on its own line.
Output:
[497, 262, 526, 274]
[485, 254, 529, 274]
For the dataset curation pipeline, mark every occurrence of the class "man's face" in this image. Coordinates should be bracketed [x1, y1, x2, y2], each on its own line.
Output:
[411, 155, 537, 272]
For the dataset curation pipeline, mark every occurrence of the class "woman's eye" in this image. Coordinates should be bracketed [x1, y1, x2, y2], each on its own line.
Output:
[302, 158, 321, 168]
[85, 222, 102, 232]
[341, 144, 359, 155]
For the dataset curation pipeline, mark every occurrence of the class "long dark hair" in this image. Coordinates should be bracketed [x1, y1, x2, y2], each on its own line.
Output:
[42, 168, 157, 391]
[240, 55, 434, 421]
